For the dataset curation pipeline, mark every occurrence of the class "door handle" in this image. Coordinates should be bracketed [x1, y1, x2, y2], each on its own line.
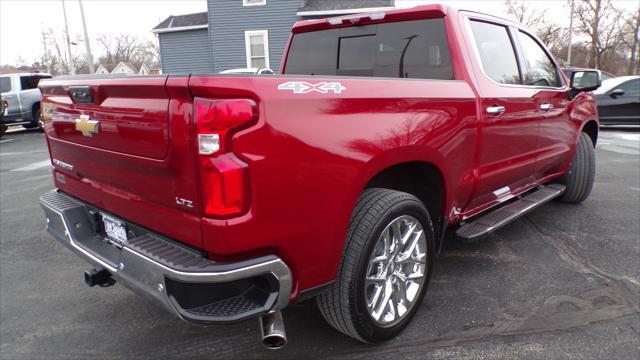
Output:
[540, 103, 553, 110]
[486, 105, 505, 115]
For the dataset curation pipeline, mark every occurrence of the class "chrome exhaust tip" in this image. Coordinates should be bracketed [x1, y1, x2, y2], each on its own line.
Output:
[259, 310, 287, 350]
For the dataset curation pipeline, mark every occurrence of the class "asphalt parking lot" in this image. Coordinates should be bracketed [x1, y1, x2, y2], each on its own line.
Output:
[1, 127, 638, 359]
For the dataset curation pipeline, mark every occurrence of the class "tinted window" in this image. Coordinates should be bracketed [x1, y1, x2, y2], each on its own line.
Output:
[0, 77, 10, 93]
[20, 76, 37, 90]
[517, 31, 560, 87]
[338, 35, 376, 75]
[285, 19, 453, 80]
[20, 75, 50, 90]
[469, 20, 521, 84]
[618, 79, 640, 96]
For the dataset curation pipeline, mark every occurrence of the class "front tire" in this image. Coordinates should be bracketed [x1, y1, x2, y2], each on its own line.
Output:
[317, 188, 435, 343]
[559, 132, 596, 203]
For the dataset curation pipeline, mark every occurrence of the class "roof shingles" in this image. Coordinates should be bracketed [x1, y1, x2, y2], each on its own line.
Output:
[298, 0, 393, 12]
[153, 11, 208, 30]
[153, 1, 395, 31]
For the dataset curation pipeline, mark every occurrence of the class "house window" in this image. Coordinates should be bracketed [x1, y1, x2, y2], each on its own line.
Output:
[243, 0, 266, 6]
[245, 30, 270, 69]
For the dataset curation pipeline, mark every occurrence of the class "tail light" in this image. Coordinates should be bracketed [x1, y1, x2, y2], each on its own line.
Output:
[195, 98, 257, 216]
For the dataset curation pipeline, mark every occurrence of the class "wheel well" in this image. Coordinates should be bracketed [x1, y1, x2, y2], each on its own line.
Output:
[582, 120, 598, 146]
[364, 162, 445, 218]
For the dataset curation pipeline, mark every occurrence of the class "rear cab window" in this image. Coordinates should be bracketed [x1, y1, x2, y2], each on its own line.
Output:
[284, 19, 453, 80]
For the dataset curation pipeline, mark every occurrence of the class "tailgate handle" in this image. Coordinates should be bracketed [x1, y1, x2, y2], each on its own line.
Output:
[69, 86, 94, 104]
[486, 105, 505, 115]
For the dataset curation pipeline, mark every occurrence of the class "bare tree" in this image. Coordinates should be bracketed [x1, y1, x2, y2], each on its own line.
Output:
[503, 1, 566, 60]
[504, 0, 545, 28]
[574, 0, 622, 69]
[97, 33, 139, 64]
[617, 4, 640, 74]
[40, 28, 70, 75]
[96, 33, 160, 69]
[135, 39, 160, 67]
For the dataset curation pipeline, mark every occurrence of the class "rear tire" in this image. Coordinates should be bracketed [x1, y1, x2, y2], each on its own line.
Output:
[0, 125, 6, 138]
[316, 188, 435, 343]
[559, 132, 595, 203]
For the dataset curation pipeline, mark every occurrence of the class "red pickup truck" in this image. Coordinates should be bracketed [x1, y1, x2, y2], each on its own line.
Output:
[39, 5, 601, 349]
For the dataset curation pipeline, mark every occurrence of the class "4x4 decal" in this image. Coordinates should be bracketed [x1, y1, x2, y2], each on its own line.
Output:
[278, 81, 346, 94]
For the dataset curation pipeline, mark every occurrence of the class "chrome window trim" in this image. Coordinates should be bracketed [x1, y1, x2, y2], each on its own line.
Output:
[463, 15, 568, 92]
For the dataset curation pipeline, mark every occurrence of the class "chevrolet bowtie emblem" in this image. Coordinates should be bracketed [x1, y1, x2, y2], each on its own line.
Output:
[75, 115, 99, 137]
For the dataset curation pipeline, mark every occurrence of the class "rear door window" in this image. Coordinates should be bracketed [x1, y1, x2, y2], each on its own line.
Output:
[618, 79, 640, 96]
[469, 20, 521, 85]
[20, 76, 37, 90]
[20, 75, 51, 90]
[285, 19, 454, 80]
[0, 77, 11, 93]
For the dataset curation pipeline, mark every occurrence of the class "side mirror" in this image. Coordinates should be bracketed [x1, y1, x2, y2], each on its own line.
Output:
[609, 88, 625, 98]
[570, 70, 601, 93]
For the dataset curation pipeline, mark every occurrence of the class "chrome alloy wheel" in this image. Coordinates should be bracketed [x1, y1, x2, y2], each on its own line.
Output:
[365, 215, 427, 326]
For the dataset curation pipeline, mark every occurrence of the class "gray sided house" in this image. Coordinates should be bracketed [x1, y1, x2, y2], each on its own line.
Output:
[152, 0, 394, 74]
[153, 12, 212, 73]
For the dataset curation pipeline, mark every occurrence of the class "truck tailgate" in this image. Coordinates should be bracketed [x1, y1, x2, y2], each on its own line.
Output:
[40, 76, 203, 249]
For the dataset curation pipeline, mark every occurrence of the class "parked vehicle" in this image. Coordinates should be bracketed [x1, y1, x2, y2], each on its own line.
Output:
[38, 5, 601, 348]
[0, 73, 52, 132]
[0, 94, 6, 137]
[219, 67, 275, 75]
[593, 75, 640, 125]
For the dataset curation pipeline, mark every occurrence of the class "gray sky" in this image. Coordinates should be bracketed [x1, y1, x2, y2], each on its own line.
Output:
[0, 0, 637, 66]
[0, 0, 207, 65]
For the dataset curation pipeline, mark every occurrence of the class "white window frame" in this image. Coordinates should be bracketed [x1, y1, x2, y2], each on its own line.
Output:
[244, 30, 270, 69]
[243, 0, 266, 6]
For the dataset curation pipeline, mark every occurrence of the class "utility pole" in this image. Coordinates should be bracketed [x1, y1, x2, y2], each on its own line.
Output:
[41, 28, 51, 74]
[61, 0, 75, 75]
[78, 0, 94, 73]
[567, 0, 574, 66]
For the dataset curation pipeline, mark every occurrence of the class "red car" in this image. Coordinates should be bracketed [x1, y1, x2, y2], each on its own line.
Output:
[38, 5, 600, 348]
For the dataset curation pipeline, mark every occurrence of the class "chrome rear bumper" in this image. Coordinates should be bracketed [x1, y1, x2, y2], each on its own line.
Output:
[40, 190, 292, 323]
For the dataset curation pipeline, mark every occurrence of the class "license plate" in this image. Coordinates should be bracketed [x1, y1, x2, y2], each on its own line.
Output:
[102, 214, 128, 246]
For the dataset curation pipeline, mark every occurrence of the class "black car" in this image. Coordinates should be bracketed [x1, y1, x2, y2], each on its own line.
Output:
[594, 76, 640, 125]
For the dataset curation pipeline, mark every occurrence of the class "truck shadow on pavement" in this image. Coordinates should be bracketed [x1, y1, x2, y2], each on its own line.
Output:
[113, 202, 638, 359]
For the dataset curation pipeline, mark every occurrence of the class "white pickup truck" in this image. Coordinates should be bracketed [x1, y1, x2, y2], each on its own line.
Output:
[0, 73, 52, 136]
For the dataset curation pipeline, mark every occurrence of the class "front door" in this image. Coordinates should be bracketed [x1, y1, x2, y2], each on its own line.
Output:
[513, 29, 573, 178]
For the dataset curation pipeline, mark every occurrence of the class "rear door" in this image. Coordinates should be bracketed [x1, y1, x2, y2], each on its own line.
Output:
[18, 75, 51, 120]
[464, 17, 540, 212]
